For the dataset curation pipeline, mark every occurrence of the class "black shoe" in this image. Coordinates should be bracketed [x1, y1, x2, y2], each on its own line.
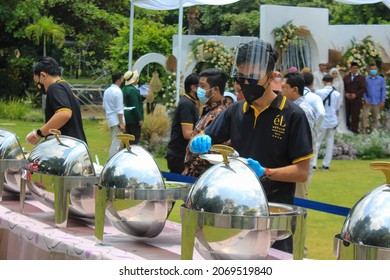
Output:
[312, 166, 317, 170]
[319, 166, 329, 171]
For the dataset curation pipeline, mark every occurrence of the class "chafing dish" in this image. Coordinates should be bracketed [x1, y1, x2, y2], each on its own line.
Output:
[20, 129, 99, 227]
[181, 145, 307, 260]
[334, 161, 390, 259]
[95, 134, 190, 242]
[0, 128, 27, 201]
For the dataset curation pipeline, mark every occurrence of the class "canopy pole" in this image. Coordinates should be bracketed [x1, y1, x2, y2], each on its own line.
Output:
[128, 0, 135, 70]
[175, 0, 184, 105]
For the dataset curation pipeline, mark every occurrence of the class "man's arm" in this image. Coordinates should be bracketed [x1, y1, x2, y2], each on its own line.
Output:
[181, 123, 194, 140]
[265, 158, 311, 183]
[41, 109, 72, 136]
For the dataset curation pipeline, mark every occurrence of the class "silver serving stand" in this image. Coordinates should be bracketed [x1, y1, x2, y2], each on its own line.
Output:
[180, 145, 307, 260]
[0, 129, 27, 201]
[334, 161, 390, 260]
[94, 134, 191, 242]
[19, 129, 99, 228]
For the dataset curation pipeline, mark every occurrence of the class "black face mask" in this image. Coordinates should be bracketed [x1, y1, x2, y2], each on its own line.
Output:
[239, 84, 266, 104]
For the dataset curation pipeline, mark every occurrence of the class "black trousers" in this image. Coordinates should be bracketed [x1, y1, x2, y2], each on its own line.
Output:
[125, 123, 141, 144]
[166, 154, 185, 174]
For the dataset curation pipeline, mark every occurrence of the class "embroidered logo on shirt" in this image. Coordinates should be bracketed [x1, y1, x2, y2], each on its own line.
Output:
[272, 114, 286, 139]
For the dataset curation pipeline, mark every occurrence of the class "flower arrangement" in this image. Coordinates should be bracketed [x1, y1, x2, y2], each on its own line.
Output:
[272, 20, 298, 51]
[188, 38, 235, 74]
[160, 72, 178, 112]
[342, 35, 382, 74]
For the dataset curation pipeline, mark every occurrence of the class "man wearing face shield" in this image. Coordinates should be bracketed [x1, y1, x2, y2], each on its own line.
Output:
[189, 39, 314, 253]
[182, 68, 229, 177]
[26, 57, 87, 145]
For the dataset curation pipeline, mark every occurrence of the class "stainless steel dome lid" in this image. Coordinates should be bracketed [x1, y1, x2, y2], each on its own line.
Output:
[0, 129, 24, 160]
[26, 129, 95, 177]
[98, 134, 164, 190]
[185, 145, 269, 217]
[340, 161, 390, 248]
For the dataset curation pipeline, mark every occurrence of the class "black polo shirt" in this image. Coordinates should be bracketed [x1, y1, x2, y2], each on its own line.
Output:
[167, 94, 199, 160]
[45, 82, 87, 143]
[205, 94, 313, 205]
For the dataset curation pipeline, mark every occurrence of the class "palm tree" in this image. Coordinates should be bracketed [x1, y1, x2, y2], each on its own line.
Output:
[25, 16, 65, 57]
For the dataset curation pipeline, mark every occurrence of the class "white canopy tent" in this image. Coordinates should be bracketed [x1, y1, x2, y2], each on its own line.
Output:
[336, 0, 390, 8]
[128, 0, 240, 103]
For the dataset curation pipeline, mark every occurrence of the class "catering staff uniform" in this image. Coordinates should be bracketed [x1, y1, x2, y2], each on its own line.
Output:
[166, 94, 199, 174]
[204, 94, 314, 205]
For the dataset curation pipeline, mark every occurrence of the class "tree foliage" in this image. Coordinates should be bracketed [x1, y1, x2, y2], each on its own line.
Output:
[25, 16, 65, 57]
[0, 0, 389, 99]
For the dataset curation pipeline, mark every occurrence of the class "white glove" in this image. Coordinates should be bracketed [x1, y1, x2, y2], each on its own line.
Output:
[26, 130, 42, 145]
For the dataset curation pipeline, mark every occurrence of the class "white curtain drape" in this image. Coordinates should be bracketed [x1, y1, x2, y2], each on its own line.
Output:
[336, 0, 390, 8]
[133, 0, 239, 10]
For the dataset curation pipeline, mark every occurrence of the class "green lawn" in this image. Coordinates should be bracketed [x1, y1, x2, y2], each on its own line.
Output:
[0, 118, 387, 259]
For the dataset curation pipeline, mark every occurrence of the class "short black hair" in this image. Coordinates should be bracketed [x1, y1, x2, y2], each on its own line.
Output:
[302, 72, 314, 87]
[350, 62, 359, 68]
[322, 74, 333, 83]
[284, 72, 305, 96]
[111, 73, 123, 84]
[199, 68, 229, 94]
[33, 56, 61, 76]
[236, 39, 279, 75]
[184, 73, 199, 94]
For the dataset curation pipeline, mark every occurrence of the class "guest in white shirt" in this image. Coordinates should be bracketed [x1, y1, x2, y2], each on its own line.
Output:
[102, 73, 126, 158]
[313, 74, 341, 170]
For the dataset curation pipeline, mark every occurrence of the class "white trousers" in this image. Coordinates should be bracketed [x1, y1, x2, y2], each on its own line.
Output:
[312, 127, 336, 168]
[109, 125, 122, 159]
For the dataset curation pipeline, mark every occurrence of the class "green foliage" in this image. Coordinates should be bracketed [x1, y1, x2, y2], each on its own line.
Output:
[107, 17, 178, 73]
[21, 109, 44, 122]
[0, 98, 33, 120]
[335, 129, 390, 159]
[25, 16, 65, 57]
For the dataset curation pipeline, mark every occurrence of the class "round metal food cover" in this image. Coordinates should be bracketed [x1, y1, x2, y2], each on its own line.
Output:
[341, 162, 390, 248]
[26, 135, 94, 176]
[99, 145, 164, 190]
[0, 129, 24, 160]
[185, 157, 269, 216]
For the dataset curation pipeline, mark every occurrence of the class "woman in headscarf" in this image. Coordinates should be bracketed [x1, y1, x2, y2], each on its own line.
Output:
[329, 67, 350, 134]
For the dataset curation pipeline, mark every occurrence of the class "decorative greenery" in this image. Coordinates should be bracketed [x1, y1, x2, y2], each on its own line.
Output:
[342, 35, 382, 74]
[188, 38, 235, 74]
[160, 72, 178, 113]
[317, 129, 390, 160]
[272, 20, 298, 51]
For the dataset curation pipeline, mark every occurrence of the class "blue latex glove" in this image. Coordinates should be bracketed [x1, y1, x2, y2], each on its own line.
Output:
[190, 134, 212, 154]
[247, 158, 265, 177]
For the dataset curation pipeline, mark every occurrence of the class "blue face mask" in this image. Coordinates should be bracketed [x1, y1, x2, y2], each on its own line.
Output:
[370, 69, 378, 76]
[197, 87, 214, 104]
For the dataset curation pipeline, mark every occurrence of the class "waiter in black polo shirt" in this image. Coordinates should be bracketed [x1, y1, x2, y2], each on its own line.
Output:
[189, 39, 313, 254]
[26, 57, 87, 145]
[165, 73, 200, 174]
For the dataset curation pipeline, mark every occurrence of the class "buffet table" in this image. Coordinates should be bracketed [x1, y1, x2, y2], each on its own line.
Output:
[0, 191, 290, 260]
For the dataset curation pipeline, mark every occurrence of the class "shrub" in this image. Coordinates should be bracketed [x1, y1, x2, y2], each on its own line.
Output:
[21, 109, 44, 122]
[141, 104, 171, 154]
[0, 98, 33, 120]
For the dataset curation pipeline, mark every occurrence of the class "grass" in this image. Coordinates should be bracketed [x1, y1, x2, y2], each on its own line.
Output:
[0, 117, 387, 260]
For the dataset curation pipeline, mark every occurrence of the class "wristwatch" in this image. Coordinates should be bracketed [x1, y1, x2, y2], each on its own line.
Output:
[36, 129, 45, 138]
[260, 167, 271, 182]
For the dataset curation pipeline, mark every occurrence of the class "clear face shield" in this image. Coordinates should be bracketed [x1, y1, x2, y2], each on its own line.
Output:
[231, 39, 271, 82]
[231, 39, 276, 104]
